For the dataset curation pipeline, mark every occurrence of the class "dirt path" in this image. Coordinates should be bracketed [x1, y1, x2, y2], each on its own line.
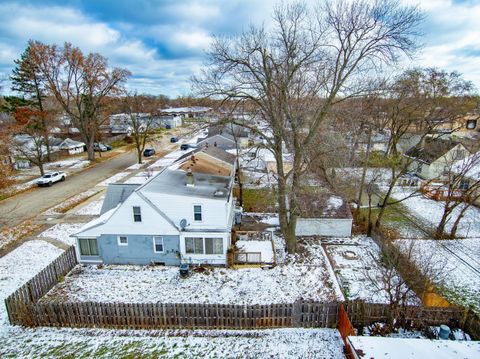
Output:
[0, 150, 137, 230]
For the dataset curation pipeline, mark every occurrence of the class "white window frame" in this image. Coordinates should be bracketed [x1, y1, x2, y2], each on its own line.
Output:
[153, 236, 164, 253]
[117, 235, 128, 246]
[193, 204, 202, 222]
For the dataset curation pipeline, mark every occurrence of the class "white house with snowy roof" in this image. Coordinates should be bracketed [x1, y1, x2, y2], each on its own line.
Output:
[72, 148, 238, 266]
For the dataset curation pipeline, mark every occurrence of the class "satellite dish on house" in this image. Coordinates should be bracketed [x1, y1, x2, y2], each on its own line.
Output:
[180, 219, 188, 231]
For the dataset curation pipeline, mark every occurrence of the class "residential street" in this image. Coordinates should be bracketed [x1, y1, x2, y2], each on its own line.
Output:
[0, 150, 137, 229]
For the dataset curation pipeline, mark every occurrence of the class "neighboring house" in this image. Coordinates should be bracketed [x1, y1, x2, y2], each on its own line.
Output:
[405, 138, 471, 180]
[109, 113, 182, 133]
[72, 148, 237, 266]
[196, 133, 237, 150]
[58, 138, 85, 155]
[451, 152, 480, 206]
[159, 107, 212, 119]
[295, 193, 352, 237]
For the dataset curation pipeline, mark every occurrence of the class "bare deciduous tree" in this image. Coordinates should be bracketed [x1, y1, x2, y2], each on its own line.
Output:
[122, 93, 159, 164]
[29, 41, 131, 161]
[195, 0, 423, 252]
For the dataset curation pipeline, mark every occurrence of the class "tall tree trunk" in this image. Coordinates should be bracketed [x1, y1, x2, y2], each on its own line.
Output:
[137, 147, 142, 164]
[357, 126, 373, 212]
[435, 210, 450, 239]
[87, 141, 95, 161]
[449, 204, 468, 238]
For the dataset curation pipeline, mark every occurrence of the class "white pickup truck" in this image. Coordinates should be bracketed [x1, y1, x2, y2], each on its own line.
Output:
[36, 171, 66, 187]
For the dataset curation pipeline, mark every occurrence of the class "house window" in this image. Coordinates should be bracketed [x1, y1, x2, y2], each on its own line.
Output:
[78, 238, 99, 256]
[133, 206, 142, 222]
[466, 120, 477, 130]
[205, 237, 223, 254]
[117, 236, 128, 246]
[193, 205, 202, 221]
[459, 179, 470, 190]
[185, 237, 204, 254]
[153, 236, 164, 253]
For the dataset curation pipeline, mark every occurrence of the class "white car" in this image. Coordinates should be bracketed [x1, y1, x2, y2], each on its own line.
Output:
[36, 171, 66, 187]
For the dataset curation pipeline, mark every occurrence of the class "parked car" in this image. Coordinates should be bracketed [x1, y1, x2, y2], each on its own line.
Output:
[143, 148, 156, 157]
[180, 143, 197, 151]
[94, 143, 108, 152]
[170, 137, 178, 143]
[36, 171, 66, 187]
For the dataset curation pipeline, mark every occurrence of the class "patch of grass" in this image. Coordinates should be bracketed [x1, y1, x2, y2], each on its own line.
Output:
[242, 188, 277, 212]
[109, 139, 128, 148]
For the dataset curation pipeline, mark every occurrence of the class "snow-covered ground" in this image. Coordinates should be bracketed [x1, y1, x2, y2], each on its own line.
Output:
[46, 159, 90, 171]
[395, 238, 480, 314]
[324, 236, 409, 303]
[392, 188, 480, 238]
[97, 172, 130, 186]
[43, 262, 341, 305]
[0, 238, 344, 358]
[0, 240, 64, 325]
[0, 327, 345, 358]
[38, 223, 85, 246]
[74, 197, 104, 215]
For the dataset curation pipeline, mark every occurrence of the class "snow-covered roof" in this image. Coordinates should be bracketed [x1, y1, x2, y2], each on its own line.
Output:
[160, 106, 211, 114]
[72, 205, 119, 237]
[452, 152, 480, 179]
[59, 138, 85, 149]
[141, 169, 232, 200]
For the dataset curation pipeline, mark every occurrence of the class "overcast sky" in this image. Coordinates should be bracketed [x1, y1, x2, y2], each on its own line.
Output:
[0, 0, 479, 97]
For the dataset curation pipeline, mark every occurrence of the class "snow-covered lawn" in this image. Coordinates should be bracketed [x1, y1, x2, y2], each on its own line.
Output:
[38, 223, 85, 246]
[46, 159, 91, 171]
[0, 240, 344, 358]
[0, 240, 64, 325]
[97, 172, 130, 186]
[395, 238, 480, 314]
[43, 242, 342, 305]
[0, 327, 344, 359]
[74, 197, 104, 215]
[392, 188, 480, 238]
[325, 236, 402, 303]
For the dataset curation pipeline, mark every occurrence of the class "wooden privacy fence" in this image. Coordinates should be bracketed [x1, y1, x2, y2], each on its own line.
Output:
[5, 246, 77, 325]
[7, 300, 338, 329]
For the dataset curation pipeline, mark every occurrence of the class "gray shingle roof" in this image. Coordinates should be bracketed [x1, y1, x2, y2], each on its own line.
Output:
[100, 183, 141, 214]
